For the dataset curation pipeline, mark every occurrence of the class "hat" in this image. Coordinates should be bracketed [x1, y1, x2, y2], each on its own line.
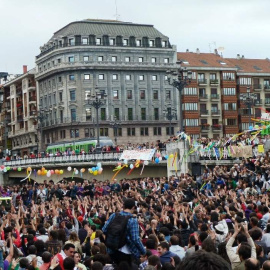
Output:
[215, 222, 228, 234]
[257, 213, 263, 220]
[77, 216, 84, 222]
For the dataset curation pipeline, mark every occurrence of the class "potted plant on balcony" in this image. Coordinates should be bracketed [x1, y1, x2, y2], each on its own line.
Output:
[213, 124, 222, 128]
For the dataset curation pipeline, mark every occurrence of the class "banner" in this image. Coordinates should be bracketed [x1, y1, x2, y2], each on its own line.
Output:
[231, 145, 253, 158]
[119, 149, 156, 161]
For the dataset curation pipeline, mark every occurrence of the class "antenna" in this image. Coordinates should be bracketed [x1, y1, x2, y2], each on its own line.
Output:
[114, 0, 120, 20]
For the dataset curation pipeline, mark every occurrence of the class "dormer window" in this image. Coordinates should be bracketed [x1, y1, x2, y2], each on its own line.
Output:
[110, 39, 115, 45]
[149, 40, 155, 47]
[82, 38, 88, 45]
[123, 39, 128, 46]
[96, 38, 101, 45]
[162, 41, 167, 47]
[136, 40, 141, 47]
[69, 38, 75, 46]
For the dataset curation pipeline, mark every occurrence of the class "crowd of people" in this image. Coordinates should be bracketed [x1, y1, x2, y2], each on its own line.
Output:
[2, 133, 270, 270]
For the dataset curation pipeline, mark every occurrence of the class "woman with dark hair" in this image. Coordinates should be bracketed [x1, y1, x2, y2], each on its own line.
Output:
[65, 232, 81, 254]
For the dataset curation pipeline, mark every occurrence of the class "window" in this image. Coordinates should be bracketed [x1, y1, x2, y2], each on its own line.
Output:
[185, 119, 199, 126]
[71, 109, 76, 121]
[154, 108, 159, 120]
[70, 129, 79, 138]
[59, 92, 63, 102]
[141, 108, 146, 120]
[139, 75, 144, 81]
[60, 130, 66, 139]
[138, 57, 143, 63]
[101, 108, 106, 120]
[127, 90, 132, 99]
[153, 90, 158, 100]
[149, 40, 154, 47]
[166, 127, 174, 135]
[162, 41, 167, 47]
[112, 74, 118, 80]
[127, 127, 135, 136]
[69, 75, 75, 81]
[113, 90, 119, 99]
[52, 78, 55, 86]
[224, 103, 236, 110]
[69, 38, 75, 46]
[85, 128, 90, 137]
[227, 119, 236, 126]
[166, 90, 171, 100]
[58, 76, 62, 83]
[223, 72, 235, 80]
[48, 95, 51, 106]
[183, 103, 198, 111]
[140, 127, 149, 136]
[70, 89, 76, 101]
[58, 58, 61, 64]
[223, 88, 236, 95]
[82, 38, 88, 45]
[128, 108, 133, 120]
[152, 75, 157, 81]
[239, 77, 251, 85]
[140, 90, 146, 99]
[98, 56, 103, 61]
[123, 39, 128, 46]
[165, 75, 168, 81]
[96, 38, 101, 45]
[183, 88, 197, 95]
[153, 127, 162, 136]
[125, 57, 130, 62]
[85, 90, 91, 100]
[136, 40, 141, 46]
[53, 93, 56, 104]
[164, 58, 169, 63]
[100, 128, 109, 136]
[83, 56, 89, 62]
[126, 75, 131, 80]
[99, 74, 104, 80]
[60, 110, 63, 123]
[114, 108, 120, 120]
[84, 74, 90, 80]
[68, 56, 74, 62]
[152, 57, 156, 63]
[210, 73, 217, 80]
[86, 108, 92, 120]
[110, 39, 115, 45]
[112, 56, 117, 62]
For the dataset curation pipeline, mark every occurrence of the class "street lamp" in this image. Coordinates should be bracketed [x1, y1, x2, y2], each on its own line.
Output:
[163, 105, 177, 136]
[35, 106, 49, 155]
[167, 64, 192, 132]
[239, 87, 257, 127]
[87, 86, 107, 148]
[110, 116, 121, 145]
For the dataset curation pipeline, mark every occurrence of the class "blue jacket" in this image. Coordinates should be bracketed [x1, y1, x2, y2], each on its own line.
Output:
[160, 251, 177, 266]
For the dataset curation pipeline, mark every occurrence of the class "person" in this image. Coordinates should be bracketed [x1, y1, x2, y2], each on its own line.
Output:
[73, 252, 86, 270]
[39, 252, 52, 270]
[139, 250, 152, 270]
[226, 222, 256, 270]
[157, 242, 177, 266]
[65, 232, 82, 254]
[262, 260, 270, 270]
[54, 243, 75, 270]
[244, 258, 260, 270]
[169, 236, 185, 260]
[102, 198, 146, 266]
[45, 230, 62, 256]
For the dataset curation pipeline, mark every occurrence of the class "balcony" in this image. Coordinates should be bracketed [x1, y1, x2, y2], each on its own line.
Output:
[264, 85, 270, 91]
[16, 103, 23, 108]
[211, 94, 220, 100]
[212, 125, 222, 132]
[254, 99, 262, 106]
[200, 110, 209, 116]
[201, 125, 210, 132]
[211, 110, 221, 116]
[199, 94, 208, 101]
[29, 111, 37, 118]
[253, 84, 262, 91]
[16, 91, 22, 96]
[198, 79, 207, 85]
[265, 99, 270, 105]
[210, 79, 219, 85]
[29, 96, 36, 102]
[17, 115, 23, 122]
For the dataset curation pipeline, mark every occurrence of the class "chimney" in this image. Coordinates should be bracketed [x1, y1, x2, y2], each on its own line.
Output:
[186, 49, 189, 52]
[214, 49, 218, 55]
[196, 48, 200, 54]
[237, 54, 241, 60]
[23, 65, 27, 74]
[242, 55, 245, 59]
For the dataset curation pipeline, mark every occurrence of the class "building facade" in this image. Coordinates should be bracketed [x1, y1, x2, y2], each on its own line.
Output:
[3, 67, 38, 157]
[35, 19, 178, 148]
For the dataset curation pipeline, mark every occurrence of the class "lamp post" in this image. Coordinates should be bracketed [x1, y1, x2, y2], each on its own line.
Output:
[35, 106, 49, 155]
[239, 87, 257, 127]
[166, 65, 192, 132]
[163, 105, 177, 136]
[87, 87, 107, 148]
[110, 116, 121, 145]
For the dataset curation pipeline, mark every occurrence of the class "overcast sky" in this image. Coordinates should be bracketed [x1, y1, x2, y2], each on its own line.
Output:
[1, 0, 270, 74]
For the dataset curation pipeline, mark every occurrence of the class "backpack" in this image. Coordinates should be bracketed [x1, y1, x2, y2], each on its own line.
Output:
[105, 213, 132, 250]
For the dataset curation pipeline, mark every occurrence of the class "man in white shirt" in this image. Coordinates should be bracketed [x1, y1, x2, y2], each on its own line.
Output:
[169, 235, 185, 260]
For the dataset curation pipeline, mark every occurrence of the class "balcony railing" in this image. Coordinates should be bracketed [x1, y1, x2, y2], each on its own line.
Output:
[210, 79, 219, 85]
[211, 110, 221, 115]
[265, 99, 270, 105]
[17, 115, 23, 122]
[255, 99, 262, 105]
[198, 79, 207, 85]
[264, 85, 270, 91]
[201, 125, 210, 131]
[29, 96, 36, 102]
[200, 110, 209, 116]
[199, 94, 208, 100]
[212, 125, 222, 130]
[211, 94, 220, 100]
[253, 84, 262, 90]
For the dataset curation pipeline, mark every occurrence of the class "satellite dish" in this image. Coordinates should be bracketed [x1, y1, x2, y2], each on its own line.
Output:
[218, 47, 225, 52]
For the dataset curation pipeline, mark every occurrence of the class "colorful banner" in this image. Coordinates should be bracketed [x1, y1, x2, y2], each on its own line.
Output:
[119, 149, 156, 161]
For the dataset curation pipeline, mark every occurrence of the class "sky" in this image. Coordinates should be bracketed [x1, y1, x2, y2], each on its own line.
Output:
[1, 0, 270, 75]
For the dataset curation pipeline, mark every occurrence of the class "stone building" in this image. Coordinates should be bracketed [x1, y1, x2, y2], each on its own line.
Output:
[35, 19, 178, 148]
